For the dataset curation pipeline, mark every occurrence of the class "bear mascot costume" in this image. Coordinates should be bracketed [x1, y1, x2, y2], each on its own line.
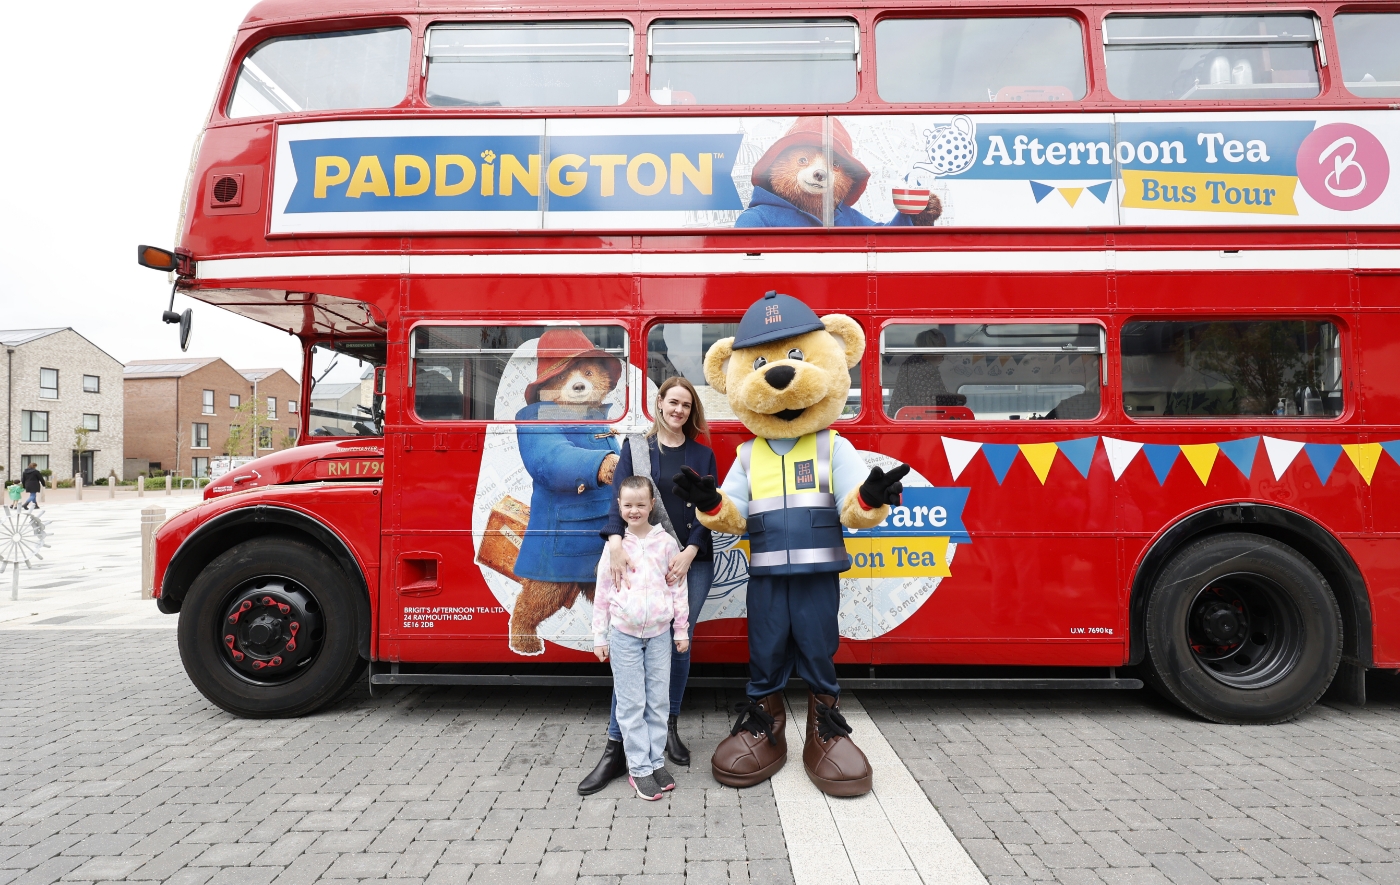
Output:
[671, 291, 910, 796]
[508, 328, 622, 655]
[736, 117, 943, 229]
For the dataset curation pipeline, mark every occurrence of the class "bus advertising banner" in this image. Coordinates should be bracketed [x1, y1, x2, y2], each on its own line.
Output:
[269, 112, 1397, 233]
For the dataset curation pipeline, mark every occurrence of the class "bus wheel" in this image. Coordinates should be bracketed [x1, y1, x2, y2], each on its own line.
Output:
[1144, 533, 1341, 725]
[178, 538, 366, 718]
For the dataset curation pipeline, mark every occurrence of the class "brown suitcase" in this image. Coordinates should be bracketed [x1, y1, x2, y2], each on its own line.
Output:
[477, 495, 530, 582]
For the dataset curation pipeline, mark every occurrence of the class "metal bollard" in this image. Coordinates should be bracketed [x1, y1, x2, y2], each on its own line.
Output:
[138, 474, 145, 498]
[108, 473, 116, 499]
[141, 506, 165, 600]
[75, 475, 82, 501]
[165, 474, 172, 496]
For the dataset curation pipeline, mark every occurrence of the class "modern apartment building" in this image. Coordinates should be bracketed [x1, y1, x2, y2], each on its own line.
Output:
[124, 358, 301, 478]
[2, 328, 125, 484]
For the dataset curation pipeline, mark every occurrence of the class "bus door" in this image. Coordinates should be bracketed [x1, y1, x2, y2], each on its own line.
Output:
[872, 321, 1119, 664]
[387, 323, 630, 660]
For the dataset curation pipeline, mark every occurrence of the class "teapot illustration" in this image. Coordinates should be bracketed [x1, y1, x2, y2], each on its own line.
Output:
[907, 116, 979, 185]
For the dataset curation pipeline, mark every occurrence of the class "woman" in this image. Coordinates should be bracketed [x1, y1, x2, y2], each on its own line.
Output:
[578, 376, 717, 795]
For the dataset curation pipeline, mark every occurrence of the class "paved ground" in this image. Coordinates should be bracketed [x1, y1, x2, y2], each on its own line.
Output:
[5, 498, 1400, 884]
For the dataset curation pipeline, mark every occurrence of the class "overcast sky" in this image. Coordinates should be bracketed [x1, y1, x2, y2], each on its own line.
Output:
[0, 1, 359, 386]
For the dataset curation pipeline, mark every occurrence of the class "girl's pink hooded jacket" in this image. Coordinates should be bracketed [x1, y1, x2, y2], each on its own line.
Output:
[592, 527, 689, 646]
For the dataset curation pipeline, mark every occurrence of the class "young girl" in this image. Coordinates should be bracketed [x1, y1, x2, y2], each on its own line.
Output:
[593, 475, 690, 800]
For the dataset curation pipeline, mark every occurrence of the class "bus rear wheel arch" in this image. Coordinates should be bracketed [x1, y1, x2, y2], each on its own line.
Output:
[178, 537, 366, 718]
[1143, 532, 1342, 724]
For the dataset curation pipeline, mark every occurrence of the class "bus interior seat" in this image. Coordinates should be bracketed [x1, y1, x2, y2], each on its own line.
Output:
[895, 405, 975, 421]
[415, 363, 464, 420]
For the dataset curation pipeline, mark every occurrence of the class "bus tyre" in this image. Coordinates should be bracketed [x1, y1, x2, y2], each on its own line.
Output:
[1144, 533, 1342, 725]
[178, 538, 366, 718]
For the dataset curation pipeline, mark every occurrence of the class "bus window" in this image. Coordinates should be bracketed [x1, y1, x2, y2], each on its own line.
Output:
[227, 28, 411, 118]
[426, 23, 633, 108]
[412, 325, 627, 422]
[875, 18, 1086, 103]
[1335, 14, 1400, 98]
[648, 323, 862, 420]
[1104, 15, 1320, 101]
[1121, 320, 1343, 418]
[882, 323, 1103, 421]
[308, 339, 387, 437]
[648, 20, 858, 106]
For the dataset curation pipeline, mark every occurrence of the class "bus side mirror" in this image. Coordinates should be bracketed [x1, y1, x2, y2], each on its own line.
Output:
[137, 245, 178, 271]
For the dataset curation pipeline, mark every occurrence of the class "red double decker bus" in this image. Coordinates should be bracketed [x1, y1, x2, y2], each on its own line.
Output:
[144, 0, 1400, 725]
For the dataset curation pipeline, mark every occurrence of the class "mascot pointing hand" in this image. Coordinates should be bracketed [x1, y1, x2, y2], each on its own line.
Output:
[671, 291, 909, 797]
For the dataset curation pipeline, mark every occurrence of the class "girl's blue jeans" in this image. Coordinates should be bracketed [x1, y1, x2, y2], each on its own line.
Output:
[608, 558, 713, 741]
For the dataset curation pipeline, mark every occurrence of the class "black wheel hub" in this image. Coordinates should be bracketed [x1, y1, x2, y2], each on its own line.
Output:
[1187, 574, 1302, 689]
[219, 578, 324, 684]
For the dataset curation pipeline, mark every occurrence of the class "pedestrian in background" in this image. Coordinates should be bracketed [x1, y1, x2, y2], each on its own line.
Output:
[20, 463, 44, 509]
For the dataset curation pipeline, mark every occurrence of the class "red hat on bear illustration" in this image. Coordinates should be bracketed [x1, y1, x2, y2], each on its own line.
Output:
[523, 328, 622, 404]
[751, 117, 872, 206]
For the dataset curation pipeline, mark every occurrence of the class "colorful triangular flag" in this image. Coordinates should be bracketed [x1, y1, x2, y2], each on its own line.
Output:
[1029, 180, 1056, 203]
[1058, 187, 1083, 208]
[1086, 181, 1113, 202]
[1056, 437, 1099, 479]
[1305, 443, 1344, 484]
[1103, 437, 1143, 480]
[1179, 443, 1220, 485]
[1263, 437, 1305, 481]
[1217, 437, 1260, 479]
[1381, 440, 1400, 467]
[942, 437, 983, 482]
[1019, 443, 1059, 484]
[981, 444, 1020, 484]
[1342, 443, 1382, 485]
[1142, 444, 1180, 485]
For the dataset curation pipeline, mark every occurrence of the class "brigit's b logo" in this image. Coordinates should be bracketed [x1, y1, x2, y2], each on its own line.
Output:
[1298, 123, 1390, 211]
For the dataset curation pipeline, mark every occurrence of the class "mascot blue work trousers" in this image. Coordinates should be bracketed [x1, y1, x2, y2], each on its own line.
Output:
[745, 572, 842, 700]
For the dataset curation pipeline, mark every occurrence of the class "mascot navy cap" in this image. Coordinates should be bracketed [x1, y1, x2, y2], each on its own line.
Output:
[732, 290, 827, 349]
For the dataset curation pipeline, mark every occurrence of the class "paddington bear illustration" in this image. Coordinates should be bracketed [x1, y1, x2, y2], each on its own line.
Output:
[670, 291, 910, 796]
[508, 328, 623, 655]
[736, 117, 942, 228]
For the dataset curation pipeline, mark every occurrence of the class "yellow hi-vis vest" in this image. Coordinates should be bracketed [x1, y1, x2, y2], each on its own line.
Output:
[739, 429, 850, 576]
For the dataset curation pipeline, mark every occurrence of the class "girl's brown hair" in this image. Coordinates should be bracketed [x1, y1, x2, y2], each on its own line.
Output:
[648, 376, 708, 440]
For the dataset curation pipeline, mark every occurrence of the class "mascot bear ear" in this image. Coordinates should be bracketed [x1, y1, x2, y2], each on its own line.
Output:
[821, 314, 866, 369]
[703, 337, 734, 394]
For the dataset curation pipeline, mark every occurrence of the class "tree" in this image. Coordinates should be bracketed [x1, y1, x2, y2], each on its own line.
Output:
[223, 396, 266, 457]
[73, 425, 91, 482]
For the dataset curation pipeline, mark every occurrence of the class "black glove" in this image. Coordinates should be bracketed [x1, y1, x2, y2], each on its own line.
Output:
[859, 464, 910, 508]
[672, 466, 723, 513]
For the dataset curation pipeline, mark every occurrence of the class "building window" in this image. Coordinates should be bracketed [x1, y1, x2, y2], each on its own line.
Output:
[192, 423, 209, 448]
[192, 457, 210, 478]
[82, 414, 100, 432]
[83, 374, 100, 393]
[288, 427, 299, 441]
[229, 394, 241, 409]
[39, 368, 58, 399]
[20, 411, 48, 442]
[288, 400, 298, 414]
[267, 397, 277, 420]
[19, 455, 49, 473]
[258, 426, 273, 449]
[202, 389, 215, 415]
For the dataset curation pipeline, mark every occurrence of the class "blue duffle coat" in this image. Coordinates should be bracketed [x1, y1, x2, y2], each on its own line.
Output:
[734, 186, 919, 228]
[512, 402, 621, 583]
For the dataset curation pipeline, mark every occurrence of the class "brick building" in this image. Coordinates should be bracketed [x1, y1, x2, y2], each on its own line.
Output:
[124, 358, 301, 479]
[3, 328, 125, 484]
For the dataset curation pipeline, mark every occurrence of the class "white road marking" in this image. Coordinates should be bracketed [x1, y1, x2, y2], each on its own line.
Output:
[772, 689, 988, 885]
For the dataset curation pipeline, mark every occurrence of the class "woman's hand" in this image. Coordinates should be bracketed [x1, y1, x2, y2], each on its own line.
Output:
[674, 638, 689, 654]
[667, 545, 698, 585]
[607, 535, 631, 585]
[595, 645, 609, 662]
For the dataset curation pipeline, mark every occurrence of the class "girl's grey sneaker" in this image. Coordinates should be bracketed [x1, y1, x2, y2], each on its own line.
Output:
[629, 773, 664, 801]
[653, 766, 676, 791]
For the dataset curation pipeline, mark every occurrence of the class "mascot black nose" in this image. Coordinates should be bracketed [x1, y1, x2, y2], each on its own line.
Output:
[764, 365, 796, 390]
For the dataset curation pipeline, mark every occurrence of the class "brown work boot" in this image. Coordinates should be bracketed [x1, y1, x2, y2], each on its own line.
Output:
[803, 692, 872, 797]
[711, 692, 787, 787]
